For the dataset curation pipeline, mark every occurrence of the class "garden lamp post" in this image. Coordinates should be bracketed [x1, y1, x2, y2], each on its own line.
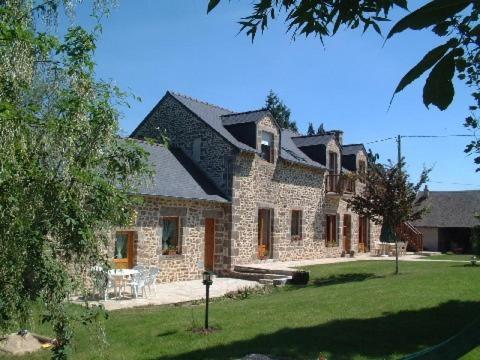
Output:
[202, 271, 213, 329]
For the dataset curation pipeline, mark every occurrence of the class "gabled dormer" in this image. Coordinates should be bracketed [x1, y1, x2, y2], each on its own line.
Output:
[291, 131, 342, 171]
[342, 144, 367, 181]
[221, 110, 280, 164]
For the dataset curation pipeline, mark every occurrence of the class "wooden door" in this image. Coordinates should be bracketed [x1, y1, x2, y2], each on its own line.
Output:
[113, 231, 134, 269]
[359, 216, 369, 252]
[258, 209, 272, 259]
[204, 218, 215, 271]
[343, 214, 351, 252]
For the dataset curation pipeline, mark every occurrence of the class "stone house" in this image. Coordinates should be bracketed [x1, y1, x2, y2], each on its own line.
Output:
[111, 91, 381, 282]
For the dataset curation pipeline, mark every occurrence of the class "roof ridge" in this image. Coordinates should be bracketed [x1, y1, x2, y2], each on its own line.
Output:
[292, 133, 333, 139]
[128, 137, 166, 149]
[168, 91, 234, 113]
[343, 143, 364, 147]
[221, 108, 268, 117]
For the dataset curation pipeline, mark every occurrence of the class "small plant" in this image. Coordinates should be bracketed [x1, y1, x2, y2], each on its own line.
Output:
[340, 250, 346, 257]
[349, 250, 355, 258]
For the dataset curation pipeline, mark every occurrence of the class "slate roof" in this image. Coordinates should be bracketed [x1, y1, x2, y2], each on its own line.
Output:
[343, 144, 366, 155]
[169, 92, 324, 169]
[413, 190, 480, 228]
[291, 133, 336, 147]
[168, 92, 256, 153]
[132, 140, 228, 203]
[221, 109, 270, 126]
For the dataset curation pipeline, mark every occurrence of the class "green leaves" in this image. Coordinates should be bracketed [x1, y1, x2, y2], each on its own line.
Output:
[390, 39, 457, 106]
[423, 48, 460, 110]
[207, 0, 221, 14]
[387, 0, 473, 39]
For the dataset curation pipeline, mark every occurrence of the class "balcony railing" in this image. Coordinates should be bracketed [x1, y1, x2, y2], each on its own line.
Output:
[325, 174, 356, 194]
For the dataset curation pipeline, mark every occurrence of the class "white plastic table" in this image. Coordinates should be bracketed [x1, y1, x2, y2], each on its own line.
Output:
[108, 269, 138, 298]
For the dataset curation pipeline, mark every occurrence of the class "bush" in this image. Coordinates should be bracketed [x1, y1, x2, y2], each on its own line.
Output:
[471, 225, 480, 255]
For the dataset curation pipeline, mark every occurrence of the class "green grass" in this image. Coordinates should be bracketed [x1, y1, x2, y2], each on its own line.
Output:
[423, 254, 474, 261]
[2, 261, 480, 360]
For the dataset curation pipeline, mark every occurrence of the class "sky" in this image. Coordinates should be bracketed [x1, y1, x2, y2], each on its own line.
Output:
[71, 1, 479, 191]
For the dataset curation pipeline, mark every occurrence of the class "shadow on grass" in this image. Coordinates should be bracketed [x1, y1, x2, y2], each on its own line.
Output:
[311, 272, 384, 287]
[150, 300, 480, 360]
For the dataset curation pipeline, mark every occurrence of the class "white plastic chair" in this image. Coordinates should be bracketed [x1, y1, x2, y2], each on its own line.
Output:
[128, 272, 147, 298]
[146, 267, 160, 296]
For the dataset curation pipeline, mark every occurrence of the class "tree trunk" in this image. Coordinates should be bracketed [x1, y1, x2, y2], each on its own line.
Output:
[395, 238, 399, 275]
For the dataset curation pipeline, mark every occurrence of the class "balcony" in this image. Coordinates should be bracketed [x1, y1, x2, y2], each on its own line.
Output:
[325, 174, 355, 194]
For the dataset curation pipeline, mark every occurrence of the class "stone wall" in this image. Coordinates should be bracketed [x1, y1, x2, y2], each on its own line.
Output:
[132, 94, 236, 197]
[230, 114, 343, 264]
[112, 196, 229, 283]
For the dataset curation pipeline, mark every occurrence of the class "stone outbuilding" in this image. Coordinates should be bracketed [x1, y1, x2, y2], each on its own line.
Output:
[413, 189, 480, 253]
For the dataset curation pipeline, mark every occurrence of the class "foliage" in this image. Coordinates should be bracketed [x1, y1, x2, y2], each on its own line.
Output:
[265, 90, 298, 131]
[347, 153, 430, 273]
[5, 261, 480, 360]
[307, 122, 315, 135]
[317, 123, 325, 135]
[208, 0, 480, 169]
[0, 1, 149, 358]
[471, 215, 480, 255]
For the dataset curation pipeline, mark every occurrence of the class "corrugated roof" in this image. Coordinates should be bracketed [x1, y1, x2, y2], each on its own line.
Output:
[281, 130, 325, 169]
[343, 144, 366, 155]
[413, 190, 480, 228]
[168, 92, 257, 153]
[132, 140, 228, 203]
[221, 109, 270, 126]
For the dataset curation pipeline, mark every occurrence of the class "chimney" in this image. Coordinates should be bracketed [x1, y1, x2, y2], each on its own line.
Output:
[330, 130, 343, 145]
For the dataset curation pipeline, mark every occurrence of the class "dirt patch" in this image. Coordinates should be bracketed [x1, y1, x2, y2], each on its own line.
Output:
[0, 332, 53, 355]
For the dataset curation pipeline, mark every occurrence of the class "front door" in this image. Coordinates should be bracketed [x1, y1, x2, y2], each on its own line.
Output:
[343, 214, 351, 252]
[258, 209, 273, 259]
[113, 231, 134, 269]
[359, 216, 369, 252]
[204, 218, 215, 271]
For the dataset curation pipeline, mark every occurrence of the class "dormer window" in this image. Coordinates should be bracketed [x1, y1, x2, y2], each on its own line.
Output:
[328, 152, 338, 174]
[260, 131, 274, 163]
[358, 160, 366, 182]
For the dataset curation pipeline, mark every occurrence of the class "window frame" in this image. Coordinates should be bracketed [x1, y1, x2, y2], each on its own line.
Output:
[161, 216, 181, 255]
[260, 131, 274, 163]
[290, 210, 303, 241]
[325, 214, 339, 247]
[113, 231, 134, 269]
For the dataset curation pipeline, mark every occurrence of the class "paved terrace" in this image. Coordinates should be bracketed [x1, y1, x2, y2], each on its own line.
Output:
[75, 277, 261, 311]
[75, 253, 453, 310]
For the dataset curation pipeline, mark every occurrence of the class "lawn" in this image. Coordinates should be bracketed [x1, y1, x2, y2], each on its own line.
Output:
[2, 261, 480, 360]
[422, 253, 474, 261]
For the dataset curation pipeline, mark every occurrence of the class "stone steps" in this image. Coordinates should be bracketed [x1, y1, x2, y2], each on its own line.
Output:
[229, 265, 293, 286]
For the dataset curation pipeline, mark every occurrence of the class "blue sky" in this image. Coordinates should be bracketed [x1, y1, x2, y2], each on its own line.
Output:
[73, 1, 478, 190]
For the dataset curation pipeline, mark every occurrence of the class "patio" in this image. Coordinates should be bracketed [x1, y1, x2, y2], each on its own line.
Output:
[74, 277, 261, 311]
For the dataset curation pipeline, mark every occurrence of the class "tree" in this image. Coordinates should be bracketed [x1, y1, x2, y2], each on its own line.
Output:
[347, 152, 430, 274]
[307, 122, 315, 135]
[265, 90, 298, 132]
[317, 123, 326, 135]
[0, 1, 149, 358]
[207, 1, 480, 169]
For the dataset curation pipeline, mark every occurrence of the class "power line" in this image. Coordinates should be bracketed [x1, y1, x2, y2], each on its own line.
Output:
[364, 134, 475, 144]
[428, 180, 480, 187]
[364, 136, 395, 144]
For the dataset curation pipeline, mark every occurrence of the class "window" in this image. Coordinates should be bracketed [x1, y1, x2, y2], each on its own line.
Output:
[326, 214, 338, 247]
[192, 138, 201, 162]
[291, 210, 302, 240]
[162, 217, 180, 255]
[328, 152, 338, 174]
[113, 231, 134, 269]
[260, 131, 274, 163]
[358, 160, 366, 182]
